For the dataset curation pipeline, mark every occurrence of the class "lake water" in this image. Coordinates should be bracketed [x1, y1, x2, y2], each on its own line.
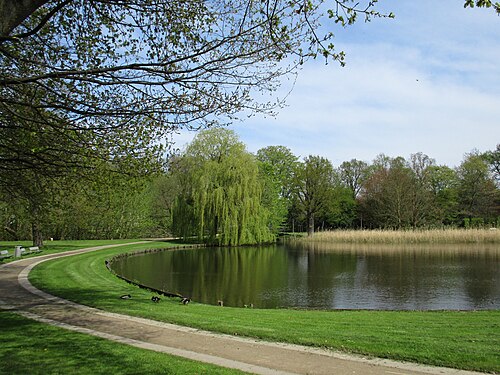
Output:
[110, 242, 500, 310]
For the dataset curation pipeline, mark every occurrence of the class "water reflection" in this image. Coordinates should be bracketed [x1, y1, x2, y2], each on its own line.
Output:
[110, 242, 500, 310]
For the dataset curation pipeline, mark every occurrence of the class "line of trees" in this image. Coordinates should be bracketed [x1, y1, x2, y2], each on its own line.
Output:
[2, 128, 497, 246]
[277, 146, 500, 234]
[0, 0, 394, 247]
[1, 2, 498, 245]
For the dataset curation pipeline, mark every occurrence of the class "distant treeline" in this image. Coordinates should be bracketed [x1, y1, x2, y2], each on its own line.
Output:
[0, 129, 498, 245]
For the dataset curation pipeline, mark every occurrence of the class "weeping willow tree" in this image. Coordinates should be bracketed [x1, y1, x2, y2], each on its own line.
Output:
[171, 128, 275, 246]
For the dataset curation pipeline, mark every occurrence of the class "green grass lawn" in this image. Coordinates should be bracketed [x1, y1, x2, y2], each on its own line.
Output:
[25, 240, 500, 373]
[0, 239, 141, 263]
[0, 311, 245, 375]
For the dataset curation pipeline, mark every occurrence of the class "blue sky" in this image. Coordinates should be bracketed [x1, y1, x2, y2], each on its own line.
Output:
[173, 0, 500, 168]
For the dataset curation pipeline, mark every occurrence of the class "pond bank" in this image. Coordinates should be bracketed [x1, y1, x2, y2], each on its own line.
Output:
[107, 242, 500, 310]
[1, 244, 491, 375]
[21, 240, 500, 373]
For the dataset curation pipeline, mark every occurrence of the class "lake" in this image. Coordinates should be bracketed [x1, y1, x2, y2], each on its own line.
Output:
[110, 242, 500, 310]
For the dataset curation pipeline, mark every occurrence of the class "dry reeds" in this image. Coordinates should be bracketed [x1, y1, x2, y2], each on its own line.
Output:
[300, 228, 500, 244]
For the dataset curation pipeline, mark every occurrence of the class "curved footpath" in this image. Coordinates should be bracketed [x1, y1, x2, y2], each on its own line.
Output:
[0, 244, 485, 375]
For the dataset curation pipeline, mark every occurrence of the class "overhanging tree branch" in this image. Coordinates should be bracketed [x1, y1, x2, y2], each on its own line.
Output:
[0, 0, 392, 188]
[0, 0, 71, 42]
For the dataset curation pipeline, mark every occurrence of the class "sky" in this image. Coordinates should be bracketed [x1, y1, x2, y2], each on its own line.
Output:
[172, 0, 500, 168]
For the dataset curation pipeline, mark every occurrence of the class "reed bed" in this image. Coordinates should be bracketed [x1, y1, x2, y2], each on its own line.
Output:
[301, 228, 500, 244]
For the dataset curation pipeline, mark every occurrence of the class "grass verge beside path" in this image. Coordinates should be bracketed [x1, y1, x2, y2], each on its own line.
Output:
[28, 241, 500, 374]
[0, 311, 245, 375]
[0, 239, 139, 264]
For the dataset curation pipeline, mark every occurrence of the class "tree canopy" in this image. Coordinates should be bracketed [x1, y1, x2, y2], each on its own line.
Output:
[171, 128, 275, 246]
[0, 0, 394, 188]
[1, 142, 499, 243]
[293, 155, 335, 236]
[463, 0, 500, 14]
[1, 2, 498, 243]
[0, 0, 493, 186]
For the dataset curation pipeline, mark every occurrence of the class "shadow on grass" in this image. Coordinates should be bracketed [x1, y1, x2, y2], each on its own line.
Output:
[1, 312, 131, 374]
[0, 311, 241, 375]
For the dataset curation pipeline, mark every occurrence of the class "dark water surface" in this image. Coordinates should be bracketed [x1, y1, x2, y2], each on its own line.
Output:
[110, 242, 500, 310]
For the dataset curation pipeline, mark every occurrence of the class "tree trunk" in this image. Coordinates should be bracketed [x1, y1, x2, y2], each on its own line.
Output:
[307, 214, 314, 237]
[30, 201, 44, 247]
[0, 0, 49, 37]
[31, 221, 43, 247]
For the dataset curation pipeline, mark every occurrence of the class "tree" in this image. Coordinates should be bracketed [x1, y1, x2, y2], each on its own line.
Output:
[256, 146, 299, 201]
[0, 0, 393, 187]
[359, 155, 439, 229]
[456, 151, 499, 225]
[463, 0, 500, 14]
[171, 128, 274, 246]
[360, 158, 414, 229]
[325, 182, 357, 229]
[49, 174, 157, 240]
[408, 153, 434, 185]
[337, 159, 370, 199]
[149, 173, 182, 237]
[0, 159, 159, 243]
[427, 165, 460, 225]
[256, 145, 299, 232]
[406, 153, 438, 227]
[256, 162, 288, 236]
[0, 1, 491, 185]
[0, 164, 60, 246]
[292, 155, 334, 236]
[1, 1, 491, 241]
[482, 144, 500, 187]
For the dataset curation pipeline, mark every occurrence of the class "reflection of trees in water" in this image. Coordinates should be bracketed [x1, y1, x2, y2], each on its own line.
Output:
[462, 254, 499, 308]
[292, 242, 500, 309]
[154, 246, 290, 308]
[113, 243, 500, 310]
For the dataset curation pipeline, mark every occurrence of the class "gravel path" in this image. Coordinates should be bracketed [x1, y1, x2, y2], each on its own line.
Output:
[0, 244, 485, 375]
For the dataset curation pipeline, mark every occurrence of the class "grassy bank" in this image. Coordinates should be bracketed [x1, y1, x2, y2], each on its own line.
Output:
[0, 239, 140, 264]
[28, 241, 500, 373]
[0, 311, 244, 375]
[301, 228, 500, 244]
